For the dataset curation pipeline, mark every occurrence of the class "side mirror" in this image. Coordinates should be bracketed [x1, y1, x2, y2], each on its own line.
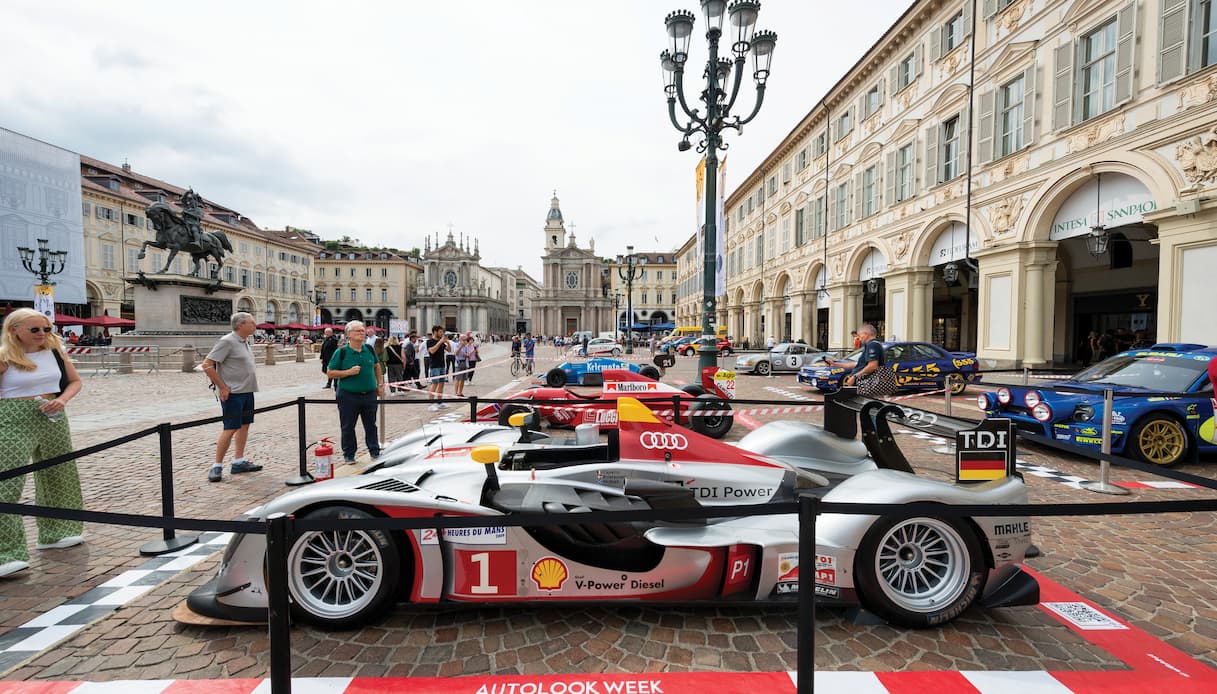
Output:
[471, 445, 501, 492]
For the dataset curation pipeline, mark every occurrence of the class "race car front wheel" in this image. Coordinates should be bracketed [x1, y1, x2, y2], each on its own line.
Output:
[545, 368, 568, 387]
[688, 394, 732, 439]
[287, 506, 401, 629]
[639, 365, 661, 380]
[756, 360, 771, 376]
[854, 515, 985, 629]
[1130, 415, 1189, 466]
[946, 373, 968, 395]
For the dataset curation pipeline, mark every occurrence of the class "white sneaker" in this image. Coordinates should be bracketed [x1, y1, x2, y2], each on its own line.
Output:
[438, 402, 450, 409]
[0, 560, 30, 577]
[428, 403, 441, 411]
[36, 535, 85, 550]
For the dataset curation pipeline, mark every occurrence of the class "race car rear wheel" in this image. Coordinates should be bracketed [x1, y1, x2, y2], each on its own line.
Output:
[611, 348, 622, 356]
[680, 384, 705, 397]
[1130, 415, 1189, 467]
[287, 506, 401, 629]
[946, 373, 968, 395]
[545, 368, 568, 387]
[497, 403, 539, 429]
[755, 360, 771, 376]
[639, 365, 662, 380]
[688, 394, 732, 439]
[854, 515, 985, 629]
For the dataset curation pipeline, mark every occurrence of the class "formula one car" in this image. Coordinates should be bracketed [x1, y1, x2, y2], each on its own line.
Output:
[978, 343, 1217, 466]
[735, 343, 833, 375]
[186, 396, 1038, 631]
[537, 357, 662, 387]
[798, 341, 982, 395]
[490, 366, 735, 439]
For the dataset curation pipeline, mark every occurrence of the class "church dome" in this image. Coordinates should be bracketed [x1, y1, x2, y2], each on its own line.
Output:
[547, 193, 563, 222]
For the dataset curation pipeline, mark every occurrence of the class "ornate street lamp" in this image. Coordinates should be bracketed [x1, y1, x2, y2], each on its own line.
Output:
[662, 0, 776, 372]
[613, 290, 622, 338]
[311, 288, 325, 327]
[1085, 226, 1110, 257]
[617, 246, 647, 355]
[17, 238, 68, 286]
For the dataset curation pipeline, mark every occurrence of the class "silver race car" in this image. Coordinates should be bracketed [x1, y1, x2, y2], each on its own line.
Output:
[734, 343, 834, 376]
[186, 398, 1038, 630]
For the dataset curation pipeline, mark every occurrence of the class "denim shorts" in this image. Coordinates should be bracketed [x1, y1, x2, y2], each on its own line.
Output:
[220, 392, 255, 430]
[428, 366, 447, 383]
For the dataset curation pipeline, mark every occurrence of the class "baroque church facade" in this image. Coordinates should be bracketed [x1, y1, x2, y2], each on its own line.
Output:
[412, 230, 511, 335]
[532, 194, 611, 337]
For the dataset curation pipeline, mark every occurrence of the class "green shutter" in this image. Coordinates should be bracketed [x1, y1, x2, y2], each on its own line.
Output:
[1052, 42, 1075, 131]
[1157, 0, 1189, 85]
[977, 89, 995, 162]
[1021, 67, 1036, 149]
[924, 123, 940, 187]
[1114, 2, 1138, 105]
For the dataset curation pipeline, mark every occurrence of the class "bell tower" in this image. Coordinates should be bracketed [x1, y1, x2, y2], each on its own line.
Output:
[544, 190, 566, 250]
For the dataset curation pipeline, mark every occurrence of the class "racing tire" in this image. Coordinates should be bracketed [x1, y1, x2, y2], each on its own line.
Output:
[545, 368, 568, 387]
[688, 393, 732, 439]
[287, 506, 401, 629]
[755, 360, 771, 376]
[680, 384, 705, 397]
[497, 403, 539, 429]
[853, 515, 986, 629]
[1129, 415, 1189, 467]
[611, 348, 622, 356]
[639, 365, 662, 381]
[946, 373, 968, 396]
[721, 348, 733, 356]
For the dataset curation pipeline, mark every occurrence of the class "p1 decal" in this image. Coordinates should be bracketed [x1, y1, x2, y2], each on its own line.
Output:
[454, 550, 517, 597]
[722, 544, 756, 596]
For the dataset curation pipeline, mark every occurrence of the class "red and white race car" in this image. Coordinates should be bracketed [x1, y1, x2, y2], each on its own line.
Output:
[474, 366, 736, 438]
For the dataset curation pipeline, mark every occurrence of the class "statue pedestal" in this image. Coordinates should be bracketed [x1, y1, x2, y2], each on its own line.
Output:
[112, 274, 243, 355]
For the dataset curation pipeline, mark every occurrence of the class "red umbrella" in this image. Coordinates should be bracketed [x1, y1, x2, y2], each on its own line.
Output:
[54, 313, 90, 326]
[257, 322, 278, 330]
[281, 323, 309, 330]
[78, 315, 136, 328]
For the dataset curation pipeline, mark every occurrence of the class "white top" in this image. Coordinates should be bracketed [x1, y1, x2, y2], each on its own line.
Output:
[0, 349, 60, 398]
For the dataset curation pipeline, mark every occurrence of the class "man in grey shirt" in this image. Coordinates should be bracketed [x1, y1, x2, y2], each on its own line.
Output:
[201, 312, 262, 482]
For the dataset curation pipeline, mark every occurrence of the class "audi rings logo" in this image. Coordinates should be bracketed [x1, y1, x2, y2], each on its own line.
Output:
[639, 432, 689, 450]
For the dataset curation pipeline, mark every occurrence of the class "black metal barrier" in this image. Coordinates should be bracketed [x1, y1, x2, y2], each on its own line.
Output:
[3, 384, 1216, 693]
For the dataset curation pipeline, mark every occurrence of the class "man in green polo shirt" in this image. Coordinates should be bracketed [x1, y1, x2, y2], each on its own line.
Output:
[326, 320, 385, 463]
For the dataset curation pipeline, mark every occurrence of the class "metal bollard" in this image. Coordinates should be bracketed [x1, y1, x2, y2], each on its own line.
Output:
[266, 513, 293, 694]
[286, 397, 313, 486]
[139, 422, 199, 555]
[796, 493, 818, 694]
[181, 345, 196, 373]
[1081, 388, 1130, 496]
[469, 396, 478, 423]
[943, 379, 953, 417]
[1022, 367, 1029, 385]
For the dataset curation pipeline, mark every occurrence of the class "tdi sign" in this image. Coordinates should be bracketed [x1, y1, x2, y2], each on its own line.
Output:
[955, 418, 1017, 483]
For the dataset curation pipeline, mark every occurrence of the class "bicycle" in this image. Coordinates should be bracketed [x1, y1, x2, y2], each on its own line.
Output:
[510, 353, 525, 377]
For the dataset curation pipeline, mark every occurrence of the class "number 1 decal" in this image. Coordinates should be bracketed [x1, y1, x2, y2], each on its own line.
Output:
[455, 550, 517, 597]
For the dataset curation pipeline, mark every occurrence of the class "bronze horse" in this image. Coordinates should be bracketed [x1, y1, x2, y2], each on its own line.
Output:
[139, 201, 233, 277]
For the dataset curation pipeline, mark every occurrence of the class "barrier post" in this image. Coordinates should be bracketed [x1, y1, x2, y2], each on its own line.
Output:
[181, 345, 196, 373]
[117, 352, 133, 375]
[266, 512, 293, 694]
[1081, 388, 1131, 496]
[932, 377, 957, 456]
[469, 396, 478, 423]
[286, 397, 313, 486]
[295, 344, 305, 363]
[943, 377, 954, 417]
[139, 422, 199, 555]
[672, 395, 682, 426]
[1022, 367, 1029, 385]
[796, 493, 818, 694]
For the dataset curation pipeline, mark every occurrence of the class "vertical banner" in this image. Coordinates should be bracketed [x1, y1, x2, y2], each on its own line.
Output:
[34, 285, 55, 322]
[716, 156, 727, 297]
[313, 308, 321, 327]
[694, 156, 706, 265]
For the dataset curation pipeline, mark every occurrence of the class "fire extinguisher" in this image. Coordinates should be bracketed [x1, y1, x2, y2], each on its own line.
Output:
[313, 437, 334, 482]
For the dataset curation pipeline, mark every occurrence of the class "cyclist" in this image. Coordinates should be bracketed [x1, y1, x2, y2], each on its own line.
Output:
[511, 334, 521, 358]
[522, 333, 536, 375]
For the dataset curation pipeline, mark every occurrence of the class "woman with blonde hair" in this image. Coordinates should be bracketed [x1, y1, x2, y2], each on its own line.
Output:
[0, 309, 85, 578]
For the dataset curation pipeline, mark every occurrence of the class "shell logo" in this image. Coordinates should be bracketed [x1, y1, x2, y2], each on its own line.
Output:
[530, 556, 569, 590]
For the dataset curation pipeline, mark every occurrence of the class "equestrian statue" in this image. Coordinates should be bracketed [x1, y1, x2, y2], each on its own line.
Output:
[138, 188, 233, 278]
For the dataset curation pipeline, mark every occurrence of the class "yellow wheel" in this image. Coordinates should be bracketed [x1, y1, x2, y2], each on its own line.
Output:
[946, 373, 968, 396]
[1130, 416, 1188, 467]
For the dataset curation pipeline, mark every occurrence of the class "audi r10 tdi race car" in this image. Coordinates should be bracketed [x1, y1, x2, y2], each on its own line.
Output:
[978, 343, 1217, 466]
[481, 366, 736, 439]
[537, 357, 662, 387]
[186, 396, 1038, 631]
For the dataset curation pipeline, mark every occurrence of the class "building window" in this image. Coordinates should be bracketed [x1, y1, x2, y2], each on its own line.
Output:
[896, 143, 914, 202]
[81, 202, 90, 217]
[811, 198, 825, 239]
[240, 242, 249, 254]
[812, 131, 827, 157]
[998, 75, 1025, 156]
[95, 206, 115, 221]
[350, 288, 357, 301]
[943, 11, 965, 54]
[381, 268, 388, 277]
[862, 84, 882, 119]
[1080, 19, 1118, 121]
[641, 293, 648, 305]
[254, 272, 264, 289]
[102, 244, 115, 269]
[334, 268, 340, 277]
[755, 231, 764, 265]
[292, 278, 299, 294]
[225, 266, 235, 282]
[380, 288, 388, 302]
[795, 208, 805, 246]
[833, 182, 849, 230]
[941, 115, 961, 181]
[1201, 0, 1217, 67]
[350, 267, 356, 277]
[862, 165, 878, 217]
[796, 147, 809, 170]
[833, 110, 853, 142]
[767, 176, 777, 195]
[896, 51, 918, 91]
[365, 268, 372, 277]
[124, 213, 142, 227]
[240, 269, 250, 287]
[782, 216, 792, 251]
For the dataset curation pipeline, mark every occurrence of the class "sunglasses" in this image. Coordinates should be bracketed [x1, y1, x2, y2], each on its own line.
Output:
[27, 326, 54, 334]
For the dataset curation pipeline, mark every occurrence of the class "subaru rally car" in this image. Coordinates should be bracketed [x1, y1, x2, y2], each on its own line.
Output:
[978, 343, 1216, 466]
[537, 357, 661, 387]
[798, 341, 982, 395]
[186, 397, 1037, 631]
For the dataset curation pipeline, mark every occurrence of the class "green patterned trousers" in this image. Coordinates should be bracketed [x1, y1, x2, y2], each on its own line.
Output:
[0, 399, 84, 563]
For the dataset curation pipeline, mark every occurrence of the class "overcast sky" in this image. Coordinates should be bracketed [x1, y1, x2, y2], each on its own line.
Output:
[1, 0, 911, 281]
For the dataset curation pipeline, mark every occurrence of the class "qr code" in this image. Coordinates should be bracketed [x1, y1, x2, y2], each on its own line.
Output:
[1042, 601, 1128, 630]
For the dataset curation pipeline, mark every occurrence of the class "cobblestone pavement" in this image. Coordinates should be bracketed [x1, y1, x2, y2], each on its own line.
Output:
[1, 348, 1215, 682]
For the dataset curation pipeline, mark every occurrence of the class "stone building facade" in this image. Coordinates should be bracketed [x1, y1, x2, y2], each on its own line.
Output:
[606, 251, 678, 333]
[313, 245, 422, 331]
[532, 194, 612, 337]
[412, 231, 511, 335]
[723, 0, 1217, 367]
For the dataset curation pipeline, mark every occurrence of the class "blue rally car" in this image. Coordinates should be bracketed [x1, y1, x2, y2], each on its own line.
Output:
[797, 341, 982, 395]
[537, 357, 662, 387]
[978, 344, 1217, 467]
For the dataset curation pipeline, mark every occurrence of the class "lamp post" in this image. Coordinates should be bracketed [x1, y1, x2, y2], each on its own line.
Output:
[617, 246, 647, 355]
[613, 290, 622, 340]
[661, 0, 775, 373]
[311, 288, 325, 327]
[17, 238, 68, 320]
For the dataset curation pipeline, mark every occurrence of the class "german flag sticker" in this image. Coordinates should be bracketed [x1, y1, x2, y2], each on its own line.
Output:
[957, 451, 1008, 482]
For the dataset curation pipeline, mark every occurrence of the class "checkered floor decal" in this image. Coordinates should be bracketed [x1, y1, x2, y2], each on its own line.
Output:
[763, 385, 814, 402]
[0, 533, 232, 673]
